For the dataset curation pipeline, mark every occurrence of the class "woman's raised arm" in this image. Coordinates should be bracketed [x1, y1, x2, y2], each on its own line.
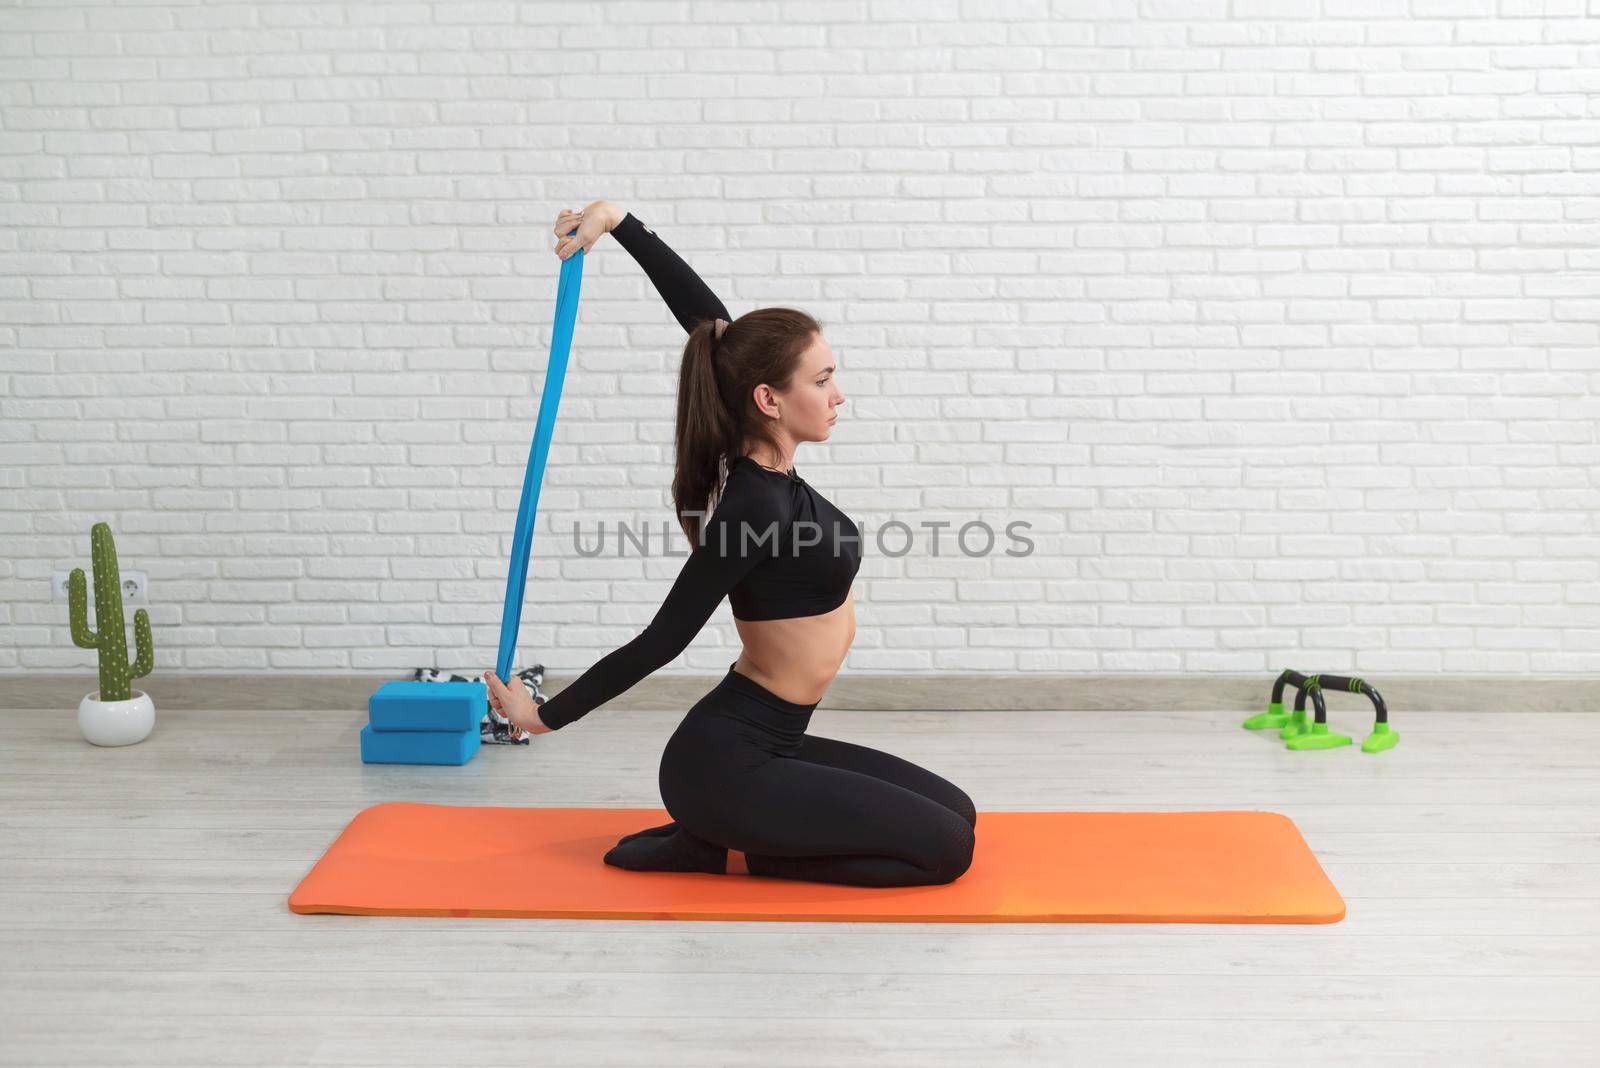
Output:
[580, 201, 731, 333]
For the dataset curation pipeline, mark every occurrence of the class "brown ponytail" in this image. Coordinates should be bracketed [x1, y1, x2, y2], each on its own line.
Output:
[672, 307, 821, 544]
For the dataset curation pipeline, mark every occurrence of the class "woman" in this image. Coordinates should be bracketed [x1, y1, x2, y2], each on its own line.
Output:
[482, 200, 976, 888]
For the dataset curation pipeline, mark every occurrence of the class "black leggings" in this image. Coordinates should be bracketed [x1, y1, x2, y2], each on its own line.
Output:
[658, 663, 977, 888]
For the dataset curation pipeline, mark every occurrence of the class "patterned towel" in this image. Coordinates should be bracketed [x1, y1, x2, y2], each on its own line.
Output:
[411, 665, 546, 745]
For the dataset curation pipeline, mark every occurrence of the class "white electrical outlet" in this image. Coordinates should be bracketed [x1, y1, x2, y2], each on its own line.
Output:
[53, 569, 146, 604]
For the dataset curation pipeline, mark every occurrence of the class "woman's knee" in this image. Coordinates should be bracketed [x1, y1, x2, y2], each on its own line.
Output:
[918, 769, 976, 830]
[923, 810, 976, 884]
[945, 785, 977, 830]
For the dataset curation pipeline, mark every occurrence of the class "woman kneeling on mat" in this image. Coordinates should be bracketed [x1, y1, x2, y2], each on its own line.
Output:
[482, 200, 976, 888]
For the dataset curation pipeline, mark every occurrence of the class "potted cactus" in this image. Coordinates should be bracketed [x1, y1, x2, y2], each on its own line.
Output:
[68, 522, 155, 746]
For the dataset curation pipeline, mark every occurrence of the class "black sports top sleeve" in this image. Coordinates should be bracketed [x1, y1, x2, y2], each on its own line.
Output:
[534, 470, 786, 731]
[609, 211, 730, 333]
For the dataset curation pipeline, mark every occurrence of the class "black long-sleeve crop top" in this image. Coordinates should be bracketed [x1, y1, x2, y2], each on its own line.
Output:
[533, 213, 862, 731]
[610, 211, 730, 331]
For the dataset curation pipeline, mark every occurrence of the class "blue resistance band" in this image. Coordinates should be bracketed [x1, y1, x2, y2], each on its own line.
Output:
[496, 233, 584, 684]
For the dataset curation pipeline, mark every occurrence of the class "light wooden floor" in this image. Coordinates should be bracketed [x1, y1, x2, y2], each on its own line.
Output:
[2, 701, 1598, 1067]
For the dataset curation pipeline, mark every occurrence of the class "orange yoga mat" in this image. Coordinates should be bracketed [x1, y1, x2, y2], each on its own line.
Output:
[288, 803, 1344, 924]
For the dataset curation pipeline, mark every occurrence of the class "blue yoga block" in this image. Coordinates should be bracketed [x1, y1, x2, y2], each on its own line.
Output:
[359, 723, 481, 766]
[368, 680, 486, 732]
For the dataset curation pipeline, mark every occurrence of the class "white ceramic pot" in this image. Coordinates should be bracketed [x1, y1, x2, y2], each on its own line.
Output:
[78, 689, 155, 747]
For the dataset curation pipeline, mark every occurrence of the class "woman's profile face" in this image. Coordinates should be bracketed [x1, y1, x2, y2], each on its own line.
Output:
[781, 334, 844, 442]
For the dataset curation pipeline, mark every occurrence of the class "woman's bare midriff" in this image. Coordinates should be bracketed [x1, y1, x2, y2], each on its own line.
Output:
[732, 591, 855, 706]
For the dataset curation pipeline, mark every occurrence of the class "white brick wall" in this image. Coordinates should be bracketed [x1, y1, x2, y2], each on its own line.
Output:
[3, 0, 1597, 678]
